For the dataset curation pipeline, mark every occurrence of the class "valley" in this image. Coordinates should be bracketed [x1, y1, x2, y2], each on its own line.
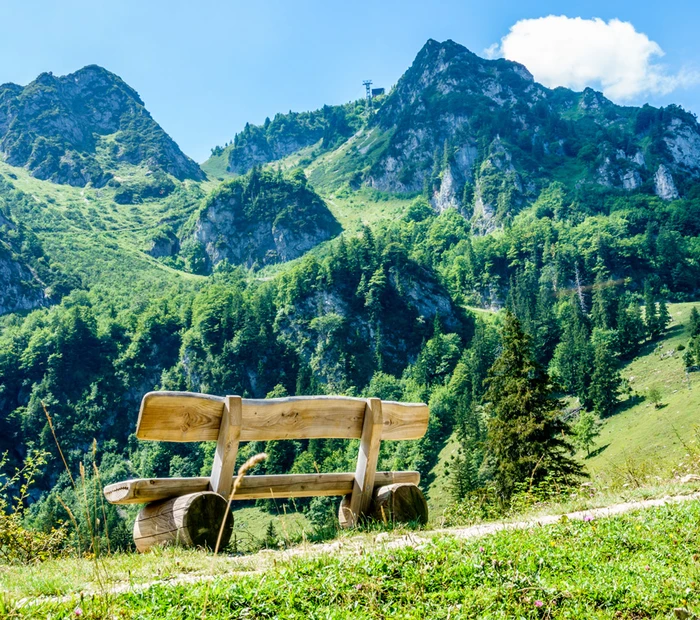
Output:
[0, 35, 699, 617]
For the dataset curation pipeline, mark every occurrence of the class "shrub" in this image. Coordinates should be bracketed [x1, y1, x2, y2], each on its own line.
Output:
[0, 451, 70, 564]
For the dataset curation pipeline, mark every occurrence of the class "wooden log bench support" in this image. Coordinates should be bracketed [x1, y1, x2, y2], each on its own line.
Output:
[104, 391, 429, 551]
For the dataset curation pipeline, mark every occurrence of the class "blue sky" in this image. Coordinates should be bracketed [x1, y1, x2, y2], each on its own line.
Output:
[1, 0, 699, 162]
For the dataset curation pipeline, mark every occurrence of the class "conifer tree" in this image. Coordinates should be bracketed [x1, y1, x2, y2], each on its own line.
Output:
[551, 295, 593, 404]
[657, 298, 671, 334]
[590, 338, 622, 417]
[591, 262, 617, 330]
[616, 299, 646, 358]
[484, 312, 585, 504]
[644, 282, 659, 340]
[690, 307, 700, 338]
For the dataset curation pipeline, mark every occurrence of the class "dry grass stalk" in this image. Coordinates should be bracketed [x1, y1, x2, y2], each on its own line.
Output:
[203, 452, 267, 616]
[41, 401, 75, 489]
[213, 452, 268, 556]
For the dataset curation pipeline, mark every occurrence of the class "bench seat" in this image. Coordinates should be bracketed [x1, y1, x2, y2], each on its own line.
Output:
[105, 471, 421, 504]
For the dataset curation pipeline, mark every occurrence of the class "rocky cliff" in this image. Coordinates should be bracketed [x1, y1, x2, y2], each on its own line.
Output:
[0, 245, 47, 315]
[0, 65, 204, 186]
[184, 168, 341, 271]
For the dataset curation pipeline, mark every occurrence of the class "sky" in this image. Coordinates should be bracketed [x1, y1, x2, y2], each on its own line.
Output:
[2, 0, 700, 163]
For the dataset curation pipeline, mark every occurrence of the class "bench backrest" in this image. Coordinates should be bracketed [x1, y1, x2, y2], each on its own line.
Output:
[127, 391, 429, 527]
[136, 391, 429, 442]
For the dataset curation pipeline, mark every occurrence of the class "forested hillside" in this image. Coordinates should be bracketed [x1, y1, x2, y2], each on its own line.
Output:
[1, 38, 700, 548]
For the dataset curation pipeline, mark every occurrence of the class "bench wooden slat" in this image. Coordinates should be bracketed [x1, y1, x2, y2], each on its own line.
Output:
[104, 471, 421, 504]
[104, 477, 211, 504]
[135, 392, 429, 443]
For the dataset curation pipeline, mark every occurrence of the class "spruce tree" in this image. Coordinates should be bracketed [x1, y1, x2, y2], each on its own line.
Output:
[644, 282, 659, 340]
[591, 262, 617, 330]
[590, 338, 622, 417]
[551, 296, 593, 404]
[657, 298, 671, 334]
[690, 307, 700, 338]
[616, 300, 645, 358]
[484, 312, 585, 504]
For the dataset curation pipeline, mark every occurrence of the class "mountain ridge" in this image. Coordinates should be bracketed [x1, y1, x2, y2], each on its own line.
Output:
[0, 65, 204, 187]
[206, 39, 700, 228]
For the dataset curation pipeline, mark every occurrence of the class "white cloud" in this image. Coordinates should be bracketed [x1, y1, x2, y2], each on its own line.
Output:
[486, 15, 699, 101]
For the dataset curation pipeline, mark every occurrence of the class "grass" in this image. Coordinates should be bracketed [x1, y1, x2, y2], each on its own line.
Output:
[586, 302, 700, 481]
[4, 500, 699, 618]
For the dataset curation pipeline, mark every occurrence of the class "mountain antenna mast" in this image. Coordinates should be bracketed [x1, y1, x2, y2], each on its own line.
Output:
[363, 80, 373, 111]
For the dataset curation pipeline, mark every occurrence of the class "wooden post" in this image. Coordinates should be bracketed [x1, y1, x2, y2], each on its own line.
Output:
[209, 395, 242, 498]
[344, 397, 383, 527]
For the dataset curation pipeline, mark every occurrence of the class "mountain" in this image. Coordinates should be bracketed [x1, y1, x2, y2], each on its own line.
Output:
[204, 102, 367, 177]
[0, 65, 204, 187]
[181, 167, 342, 271]
[206, 39, 700, 231]
[1, 38, 700, 549]
[0, 175, 78, 314]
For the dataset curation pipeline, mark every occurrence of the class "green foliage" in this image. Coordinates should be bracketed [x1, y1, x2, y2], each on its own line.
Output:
[647, 386, 663, 408]
[483, 312, 585, 504]
[0, 450, 69, 564]
[14, 502, 700, 618]
[590, 336, 623, 418]
[572, 411, 601, 456]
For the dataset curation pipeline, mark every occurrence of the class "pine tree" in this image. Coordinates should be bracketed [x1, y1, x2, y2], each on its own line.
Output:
[264, 520, 278, 548]
[483, 312, 585, 504]
[644, 282, 659, 340]
[533, 279, 560, 366]
[616, 300, 645, 359]
[591, 262, 617, 330]
[589, 339, 622, 417]
[690, 307, 700, 338]
[657, 298, 671, 334]
[551, 296, 593, 404]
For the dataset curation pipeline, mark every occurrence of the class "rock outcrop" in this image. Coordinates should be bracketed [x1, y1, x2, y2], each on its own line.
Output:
[0, 246, 47, 315]
[654, 164, 680, 200]
[185, 169, 341, 271]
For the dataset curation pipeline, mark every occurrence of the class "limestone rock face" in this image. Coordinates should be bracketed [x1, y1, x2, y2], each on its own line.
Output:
[0, 65, 203, 186]
[0, 249, 47, 315]
[654, 164, 680, 201]
[186, 169, 341, 271]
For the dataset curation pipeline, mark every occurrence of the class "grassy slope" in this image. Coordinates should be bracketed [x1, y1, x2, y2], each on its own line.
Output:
[0, 161, 208, 311]
[427, 302, 700, 521]
[586, 302, 700, 480]
[5, 500, 700, 618]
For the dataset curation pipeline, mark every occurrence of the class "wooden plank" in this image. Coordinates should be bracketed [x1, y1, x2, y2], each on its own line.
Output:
[136, 392, 224, 441]
[136, 392, 428, 443]
[233, 470, 419, 500]
[104, 477, 210, 504]
[104, 471, 420, 504]
[347, 398, 384, 527]
[209, 395, 242, 497]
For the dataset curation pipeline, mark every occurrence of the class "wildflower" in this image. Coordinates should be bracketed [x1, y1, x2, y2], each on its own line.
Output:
[583, 514, 594, 522]
[534, 600, 544, 608]
[74, 608, 83, 617]
[479, 546, 485, 552]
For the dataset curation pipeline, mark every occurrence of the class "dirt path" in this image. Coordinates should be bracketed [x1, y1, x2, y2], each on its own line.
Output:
[14, 491, 700, 608]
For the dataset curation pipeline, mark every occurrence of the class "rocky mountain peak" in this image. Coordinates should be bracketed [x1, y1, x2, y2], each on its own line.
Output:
[0, 65, 203, 187]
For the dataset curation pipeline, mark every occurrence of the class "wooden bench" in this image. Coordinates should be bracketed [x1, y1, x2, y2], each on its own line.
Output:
[104, 391, 429, 551]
